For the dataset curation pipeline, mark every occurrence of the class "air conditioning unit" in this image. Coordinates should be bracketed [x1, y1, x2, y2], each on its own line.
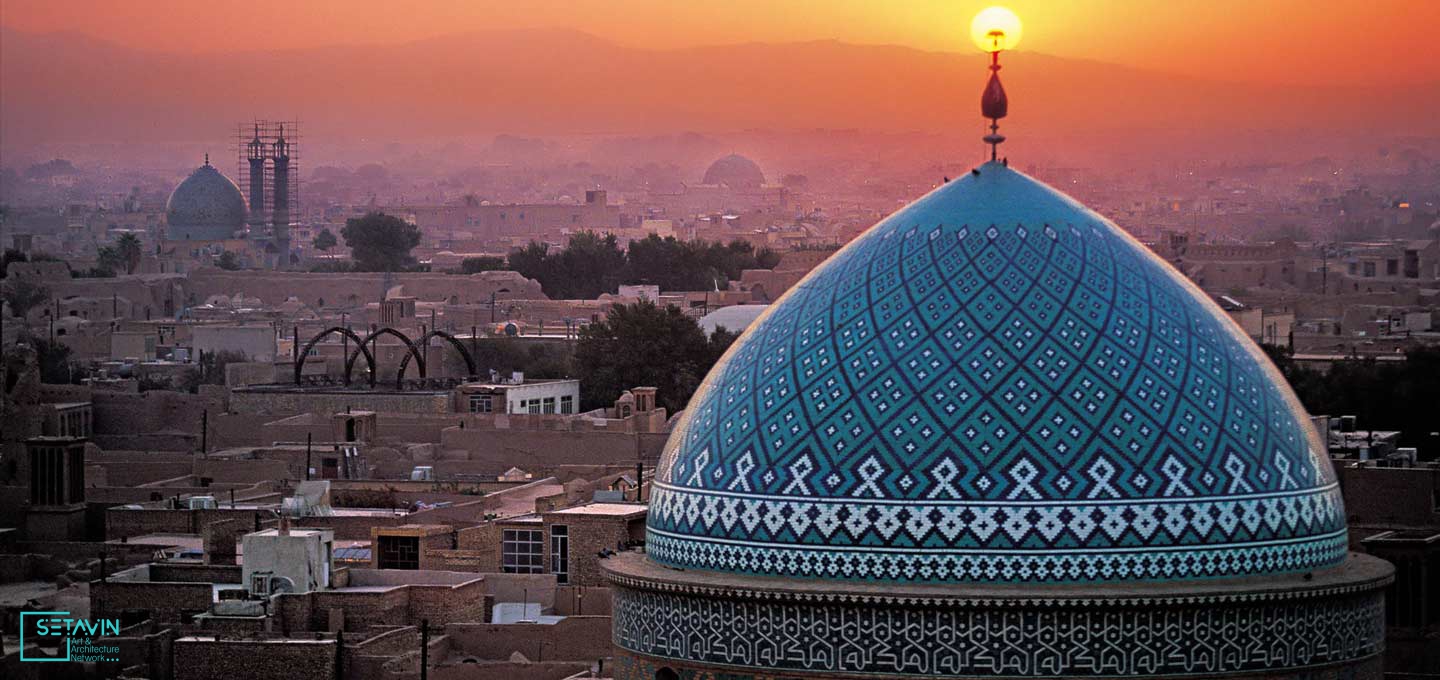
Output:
[249, 571, 273, 597]
[411, 466, 434, 481]
[188, 496, 218, 510]
[248, 572, 295, 598]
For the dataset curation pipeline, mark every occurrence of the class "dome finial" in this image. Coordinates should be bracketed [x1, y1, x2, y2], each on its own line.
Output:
[971, 7, 1021, 162]
[204, 152, 210, 166]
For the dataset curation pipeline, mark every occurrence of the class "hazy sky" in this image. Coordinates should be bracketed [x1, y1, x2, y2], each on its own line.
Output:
[4, 0, 1438, 86]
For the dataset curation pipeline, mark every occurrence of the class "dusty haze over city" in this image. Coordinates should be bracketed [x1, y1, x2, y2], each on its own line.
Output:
[3, 0, 1439, 183]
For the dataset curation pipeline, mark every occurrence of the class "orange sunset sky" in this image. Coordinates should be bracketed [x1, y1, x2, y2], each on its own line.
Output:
[4, 0, 1438, 87]
[3, 0, 1439, 155]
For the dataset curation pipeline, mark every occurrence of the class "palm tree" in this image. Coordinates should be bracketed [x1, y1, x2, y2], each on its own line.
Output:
[116, 233, 142, 275]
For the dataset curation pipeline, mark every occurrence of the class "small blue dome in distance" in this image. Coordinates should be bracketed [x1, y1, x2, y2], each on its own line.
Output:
[647, 161, 1345, 584]
[702, 154, 765, 188]
[166, 161, 248, 241]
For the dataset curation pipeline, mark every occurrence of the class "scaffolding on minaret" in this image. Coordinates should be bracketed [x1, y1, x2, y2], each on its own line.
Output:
[234, 120, 301, 243]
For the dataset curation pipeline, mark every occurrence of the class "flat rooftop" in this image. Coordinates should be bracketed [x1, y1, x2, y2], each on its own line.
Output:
[549, 503, 647, 518]
[461, 378, 579, 389]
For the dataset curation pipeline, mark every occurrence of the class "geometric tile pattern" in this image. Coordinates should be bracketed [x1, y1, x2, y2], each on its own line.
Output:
[649, 162, 1345, 582]
[611, 583, 1386, 677]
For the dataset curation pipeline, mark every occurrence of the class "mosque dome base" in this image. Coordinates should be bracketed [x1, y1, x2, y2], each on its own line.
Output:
[604, 551, 1392, 680]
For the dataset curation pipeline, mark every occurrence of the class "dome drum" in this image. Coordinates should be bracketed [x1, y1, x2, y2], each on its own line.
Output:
[609, 161, 1389, 680]
[604, 550, 1391, 679]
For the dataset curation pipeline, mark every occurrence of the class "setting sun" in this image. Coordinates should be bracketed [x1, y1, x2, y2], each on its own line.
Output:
[970, 6, 1023, 52]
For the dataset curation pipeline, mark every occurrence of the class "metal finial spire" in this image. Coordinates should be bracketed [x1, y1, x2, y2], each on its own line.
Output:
[204, 153, 210, 166]
[981, 44, 1009, 162]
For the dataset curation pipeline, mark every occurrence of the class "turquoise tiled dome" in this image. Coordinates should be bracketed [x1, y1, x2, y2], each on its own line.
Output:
[166, 162, 247, 241]
[647, 161, 1345, 583]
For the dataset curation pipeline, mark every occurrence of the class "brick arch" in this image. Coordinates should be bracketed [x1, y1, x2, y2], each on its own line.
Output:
[396, 330, 477, 382]
[294, 327, 374, 385]
[344, 327, 426, 388]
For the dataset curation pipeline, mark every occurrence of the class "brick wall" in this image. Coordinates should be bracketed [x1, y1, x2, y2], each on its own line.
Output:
[229, 389, 453, 416]
[106, 507, 276, 540]
[92, 580, 215, 624]
[544, 514, 645, 587]
[441, 616, 613, 661]
[295, 513, 405, 541]
[173, 638, 336, 680]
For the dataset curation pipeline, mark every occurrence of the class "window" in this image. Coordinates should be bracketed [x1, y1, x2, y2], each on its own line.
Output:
[468, 394, 493, 413]
[502, 529, 544, 573]
[542, 397, 556, 414]
[560, 395, 574, 415]
[550, 525, 569, 584]
[527, 399, 542, 415]
[1363, 261, 1376, 277]
[1386, 259, 1398, 276]
[377, 535, 420, 570]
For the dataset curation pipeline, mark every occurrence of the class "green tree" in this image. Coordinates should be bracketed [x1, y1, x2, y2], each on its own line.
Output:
[1, 277, 49, 318]
[574, 300, 737, 412]
[508, 233, 626, 299]
[1264, 344, 1440, 459]
[1, 248, 27, 278]
[459, 255, 506, 274]
[30, 337, 78, 384]
[313, 228, 338, 251]
[340, 212, 422, 272]
[215, 251, 242, 270]
[95, 246, 124, 277]
[558, 231, 627, 298]
[507, 241, 553, 286]
[116, 233, 143, 274]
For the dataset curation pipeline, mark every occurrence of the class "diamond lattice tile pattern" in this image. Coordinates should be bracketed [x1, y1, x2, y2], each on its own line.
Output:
[648, 162, 1345, 583]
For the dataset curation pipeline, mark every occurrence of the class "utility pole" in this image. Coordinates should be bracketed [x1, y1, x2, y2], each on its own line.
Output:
[334, 630, 344, 680]
[305, 433, 313, 481]
[200, 408, 208, 455]
[419, 619, 430, 680]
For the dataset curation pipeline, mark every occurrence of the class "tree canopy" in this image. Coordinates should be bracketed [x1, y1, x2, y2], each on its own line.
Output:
[313, 228, 338, 251]
[1, 277, 49, 319]
[1264, 344, 1440, 459]
[574, 300, 738, 412]
[116, 233, 142, 274]
[507, 232, 780, 299]
[94, 245, 124, 277]
[215, 251, 242, 270]
[2, 248, 27, 278]
[459, 255, 506, 274]
[341, 212, 422, 272]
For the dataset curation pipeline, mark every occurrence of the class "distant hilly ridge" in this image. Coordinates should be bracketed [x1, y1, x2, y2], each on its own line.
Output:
[2, 26, 1437, 149]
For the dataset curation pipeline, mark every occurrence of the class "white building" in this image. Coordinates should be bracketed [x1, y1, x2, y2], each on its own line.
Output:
[242, 527, 334, 596]
[458, 376, 581, 415]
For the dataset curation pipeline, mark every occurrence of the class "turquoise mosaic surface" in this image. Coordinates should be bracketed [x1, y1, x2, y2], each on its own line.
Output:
[647, 162, 1345, 582]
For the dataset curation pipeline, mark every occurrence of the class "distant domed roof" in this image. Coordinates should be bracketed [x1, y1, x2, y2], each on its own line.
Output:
[702, 154, 765, 188]
[647, 161, 1344, 584]
[698, 304, 768, 335]
[166, 160, 247, 240]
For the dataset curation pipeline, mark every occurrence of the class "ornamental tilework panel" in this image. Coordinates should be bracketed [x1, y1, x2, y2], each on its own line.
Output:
[649, 162, 1344, 582]
[611, 587, 1387, 678]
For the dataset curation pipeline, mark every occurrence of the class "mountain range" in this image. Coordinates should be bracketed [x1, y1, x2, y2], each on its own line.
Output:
[3, 26, 1437, 151]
